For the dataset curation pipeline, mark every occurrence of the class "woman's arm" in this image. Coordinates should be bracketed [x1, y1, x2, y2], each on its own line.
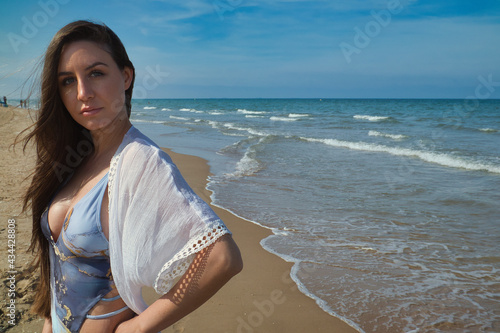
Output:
[42, 317, 52, 333]
[114, 234, 243, 333]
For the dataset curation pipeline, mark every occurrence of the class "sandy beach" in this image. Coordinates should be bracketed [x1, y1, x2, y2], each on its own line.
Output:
[0, 106, 357, 332]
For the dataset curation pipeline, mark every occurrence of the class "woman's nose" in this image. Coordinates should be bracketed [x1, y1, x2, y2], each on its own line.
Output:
[77, 79, 94, 101]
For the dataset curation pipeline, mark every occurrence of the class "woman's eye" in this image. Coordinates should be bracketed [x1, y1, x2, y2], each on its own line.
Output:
[61, 77, 75, 86]
[90, 71, 104, 78]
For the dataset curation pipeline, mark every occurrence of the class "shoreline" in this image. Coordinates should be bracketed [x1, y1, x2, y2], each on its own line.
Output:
[159, 148, 359, 332]
[206, 188, 363, 331]
[0, 106, 358, 332]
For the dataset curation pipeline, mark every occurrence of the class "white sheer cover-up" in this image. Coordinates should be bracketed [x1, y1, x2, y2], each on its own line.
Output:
[108, 126, 230, 314]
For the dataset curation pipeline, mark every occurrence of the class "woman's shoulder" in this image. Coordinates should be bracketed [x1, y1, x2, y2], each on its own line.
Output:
[115, 126, 173, 167]
[108, 126, 183, 198]
[124, 126, 159, 149]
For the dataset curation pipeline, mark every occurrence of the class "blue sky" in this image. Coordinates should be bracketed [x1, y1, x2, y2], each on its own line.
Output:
[1, 0, 499, 99]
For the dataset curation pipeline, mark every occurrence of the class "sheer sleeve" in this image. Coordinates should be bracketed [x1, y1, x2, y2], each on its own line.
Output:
[108, 127, 230, 314]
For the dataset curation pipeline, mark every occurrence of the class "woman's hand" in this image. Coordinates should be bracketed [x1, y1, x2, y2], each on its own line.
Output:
[117, 234, 242, 333]
[113, 316, 142, 333]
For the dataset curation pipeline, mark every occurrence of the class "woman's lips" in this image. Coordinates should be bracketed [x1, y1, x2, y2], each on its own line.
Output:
[81, 107, 102, 116]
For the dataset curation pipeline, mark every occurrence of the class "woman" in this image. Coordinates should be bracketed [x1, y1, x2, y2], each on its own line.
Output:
[21, 20, 243, 332]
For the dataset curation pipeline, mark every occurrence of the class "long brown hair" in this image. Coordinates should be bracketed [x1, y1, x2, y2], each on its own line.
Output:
[20, 20, 135, 317]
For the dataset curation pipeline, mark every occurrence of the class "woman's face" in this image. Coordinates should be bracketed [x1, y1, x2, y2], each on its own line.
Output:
[58, 40, 133, 132]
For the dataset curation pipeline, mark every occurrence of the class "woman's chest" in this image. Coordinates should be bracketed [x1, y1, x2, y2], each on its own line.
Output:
[47, 170, 109, 242]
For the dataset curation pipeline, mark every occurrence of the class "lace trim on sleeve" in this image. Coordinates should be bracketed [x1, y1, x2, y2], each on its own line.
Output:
[108, 127, 132, 201]
[108, 151, 120, 199]
[153, 223, 230, 294]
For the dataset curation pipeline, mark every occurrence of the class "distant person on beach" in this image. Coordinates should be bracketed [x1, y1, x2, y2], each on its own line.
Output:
[20, 20, 242, 333]
[3, 96, 6, 107]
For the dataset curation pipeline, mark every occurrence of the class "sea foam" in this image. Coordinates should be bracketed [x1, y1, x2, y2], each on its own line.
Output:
[130, 118, 165, 124]
[170, 116, 189, 121]
[369, 131, 408, 140]
[225, 146, 262, 178]
[223, 123, 269, 137]
[238, 109, 267, 115]
[354, 115, 391, 122]
[270, 116, 298, 122]
[479, 128, 498, 133]
[301, 137, 500, 174]
[179, 108, 203, 113]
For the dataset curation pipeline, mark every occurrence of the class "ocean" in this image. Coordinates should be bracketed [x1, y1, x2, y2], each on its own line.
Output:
[130, 98, 500, 332]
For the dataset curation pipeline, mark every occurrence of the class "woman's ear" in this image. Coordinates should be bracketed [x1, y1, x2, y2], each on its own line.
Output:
[123, 66, 134, 90]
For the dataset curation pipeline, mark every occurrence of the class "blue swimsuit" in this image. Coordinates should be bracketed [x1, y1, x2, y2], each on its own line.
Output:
[41, 173, 129, 332]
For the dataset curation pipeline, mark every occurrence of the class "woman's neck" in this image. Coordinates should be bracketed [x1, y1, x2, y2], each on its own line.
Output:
[90, 113, 132, 159]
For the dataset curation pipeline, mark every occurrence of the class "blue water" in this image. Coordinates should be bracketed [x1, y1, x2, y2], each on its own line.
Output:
[130, 99, 500, 332]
